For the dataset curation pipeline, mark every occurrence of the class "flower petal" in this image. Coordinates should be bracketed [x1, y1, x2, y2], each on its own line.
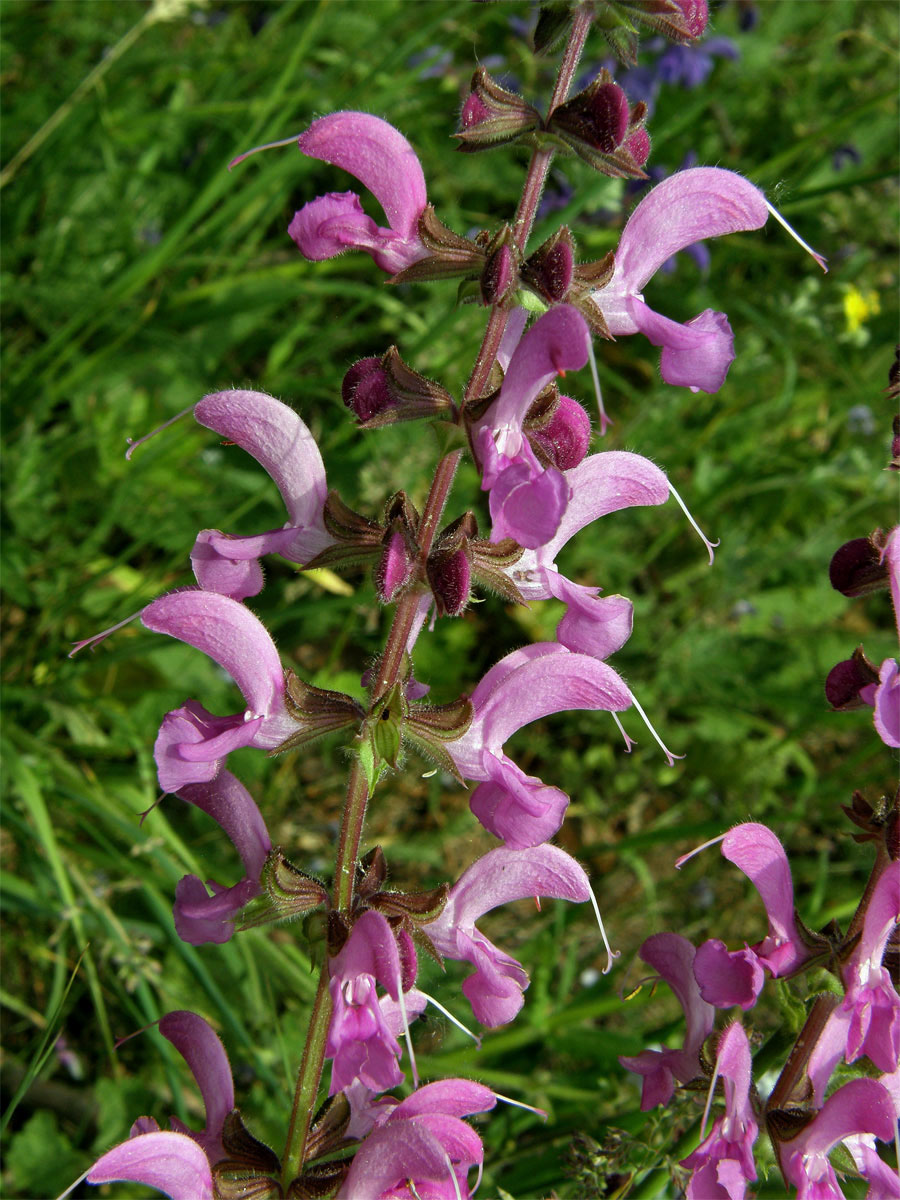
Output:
[194, 390, 328, 532]
[159, 1011, 234, 1162]
[87, 1131, 213, 1200]
[298, 112, 426, 239]
[629, 300, 735, 393]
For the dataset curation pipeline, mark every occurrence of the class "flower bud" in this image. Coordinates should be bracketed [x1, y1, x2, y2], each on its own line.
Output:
[521, 227, 575, 304]
[342, 356, 395, 423]
[546, 72, 649, 179]
[825, 647, 880, 710]
[527, 393, 591, 470]
[480, 227, 520, 306]
[669, 0, 709, 40]
[342, 346, 455, 427]
[829, 533, 890, 597]
[455, 66, 542, 152]
[427, 545, 472, 617]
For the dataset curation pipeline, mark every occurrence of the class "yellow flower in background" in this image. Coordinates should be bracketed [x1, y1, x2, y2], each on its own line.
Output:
[843, 285, 881, 335]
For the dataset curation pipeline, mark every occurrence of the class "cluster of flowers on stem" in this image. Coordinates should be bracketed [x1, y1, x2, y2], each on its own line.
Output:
[68, 3, 874, 1198]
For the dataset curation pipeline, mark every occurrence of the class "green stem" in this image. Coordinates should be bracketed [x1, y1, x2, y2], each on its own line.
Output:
[280, 966, 333, 1187]
[512, 3, 594, 250]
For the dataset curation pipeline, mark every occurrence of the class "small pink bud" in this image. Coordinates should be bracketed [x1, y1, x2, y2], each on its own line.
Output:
[375, 529, 416, 603]
[528, 394, 591, 470]
[671, 0, 709, 39]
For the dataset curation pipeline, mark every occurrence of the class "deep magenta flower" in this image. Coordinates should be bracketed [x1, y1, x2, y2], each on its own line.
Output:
[189, 389, 332, 601]
[780, 1078, 897, 1200]
[425, 844, 591, 1026]
[327, 910, 418, 1096]
[471, 305, 591, 549]
[680, 1022, 758, 1200]
[338, 1079, 496, 1200]
[691, 823, 811, 1009]
[445, 642, 632, 846]
[289, 112, 428, 274]
[87, 1011, 234, 1200]
[619, 932, 715, 1110]
[172, 770, 272, 945]
[142, 590, 305, 794]
[807, 861, 900, 1104]
[591, 167, 825, 393]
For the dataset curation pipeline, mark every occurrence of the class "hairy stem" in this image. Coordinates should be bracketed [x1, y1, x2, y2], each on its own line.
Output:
[281, 966, 333, 1187]
[513, 3, 593, 250]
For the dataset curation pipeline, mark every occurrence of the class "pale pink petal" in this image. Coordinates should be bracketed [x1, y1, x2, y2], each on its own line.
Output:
[87, 1131, 213, 1200]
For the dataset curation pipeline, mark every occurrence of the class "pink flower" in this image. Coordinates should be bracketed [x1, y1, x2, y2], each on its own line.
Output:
[781, 1078, 897, 1200]
[172, 771, 272, 946]
[142, 590, 305, 794]
[425, 845, 591, 1026]
[289, 112, 428, 274]
[680, 1022, 758, 1200]
[808, 861, 900, 1105]
[505, 452, 670, 661]
[87, 1011, 234, 1199]
[338, 1079, 496, 1200]
[591, 168, 825, 393]
[692, 823, 811, 1009]
[446, 642, 632, 846]
[619, 932, 715, 1110]
[189, 389, 332, 601]
[327, 911, 417, 1095]
[471, 306, 592, 549]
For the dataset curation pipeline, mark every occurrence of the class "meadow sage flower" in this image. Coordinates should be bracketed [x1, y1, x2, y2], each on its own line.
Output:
[289, 112, 429, 274]
[691, 822, 812, 1009]
[807, 860, 900, 1104]
[471, 305, 591, 548]
[780, 1078, 898, 1200]
[173, 770, 272, 946]
[142, 590, 306, 793]
[87, 1011, 233, 1199]
[680, 1021, 758, 1200]
[338, 1079, 496, 1200]
[425, 844, 591, 1026]
[592, 167, 825, 393]
[190, 389, 332, 601]
[327, 909, 418, 1096]
[619, 931, 715, 1110]
[445, 642, 632, 846]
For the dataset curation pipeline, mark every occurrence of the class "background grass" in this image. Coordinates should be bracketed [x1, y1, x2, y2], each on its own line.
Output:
[2, 0, 898, 1196]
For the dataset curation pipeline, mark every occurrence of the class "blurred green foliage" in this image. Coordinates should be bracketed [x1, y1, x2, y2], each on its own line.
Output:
[2, 0, 897, 1196]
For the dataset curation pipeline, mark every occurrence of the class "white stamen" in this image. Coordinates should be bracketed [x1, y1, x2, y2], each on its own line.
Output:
[493, 1091, 547, 1120]
[125, 403, 194, 460]
[627, 689, 683, 767]
[418, 989, 482, 1048]
[610, 712, 637, 753]
[675, 832, 727, 870]
[444, 1152, 463, 1200]
[668, 480, 719, 565]
[585, 876, 620, 975]
[229, 133, 300, 170]
[764, 200, 828, 273]
[586, 338, 613, 435]
[55, 1171, 90, 1200]
[68, 607, 146, 657]
[395, 972, 419, 1090]
[474, 1157, 484, 1196]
